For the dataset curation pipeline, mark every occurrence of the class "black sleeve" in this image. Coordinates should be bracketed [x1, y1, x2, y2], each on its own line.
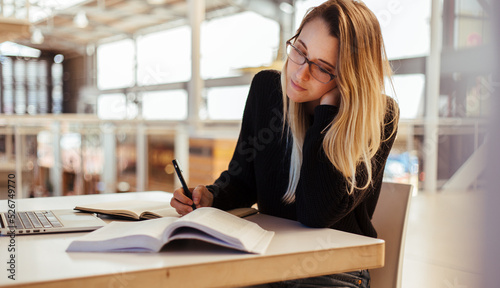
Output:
[295, 98, 398, 228]
[206, 71, 279, 210]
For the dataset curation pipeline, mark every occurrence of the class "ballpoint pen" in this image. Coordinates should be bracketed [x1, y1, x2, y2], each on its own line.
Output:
[172, 159, 197, 210]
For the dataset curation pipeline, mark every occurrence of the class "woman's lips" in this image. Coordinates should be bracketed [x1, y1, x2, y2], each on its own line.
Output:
[291, 79, 306, 91]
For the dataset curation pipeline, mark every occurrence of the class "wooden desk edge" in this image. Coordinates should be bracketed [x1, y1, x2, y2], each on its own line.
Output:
[3, 242, 384, 288]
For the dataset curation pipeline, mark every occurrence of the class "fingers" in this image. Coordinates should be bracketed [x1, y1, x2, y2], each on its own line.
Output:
[170, 185, 214, 216]
[192, 185, 214, 208]
[320, 86, 341, 106]
[170, 187, 195, 216]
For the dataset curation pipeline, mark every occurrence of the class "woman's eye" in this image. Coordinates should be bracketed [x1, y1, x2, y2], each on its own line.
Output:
[319, 66, 331, 74]
[296, 45, 307, 55]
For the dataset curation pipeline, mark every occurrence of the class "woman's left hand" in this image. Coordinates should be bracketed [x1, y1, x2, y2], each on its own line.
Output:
[320, 86, 341, 106]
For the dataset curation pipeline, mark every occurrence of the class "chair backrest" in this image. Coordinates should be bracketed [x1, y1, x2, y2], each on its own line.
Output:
[370, 182, 412, 288]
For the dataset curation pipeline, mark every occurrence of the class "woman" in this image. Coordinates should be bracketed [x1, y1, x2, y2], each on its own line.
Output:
[171, 0, 399, 286]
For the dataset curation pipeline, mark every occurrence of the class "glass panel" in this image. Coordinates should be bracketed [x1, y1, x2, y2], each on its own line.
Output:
[0, 0, 14, 18]
[80, 126, 104, 195]
[205, 85, 249, 120]
[97, 93, 126, 119]
[52, 62, 63, 114]
[455, 0, 488, 49]
[36, 130, 54, 196]
[440, 74, 491, 118]
[14, 60, 26, 114]
[1, 125, 67, 198]
[201, 11, 279, 79]
[137, 26, 191, 85]
[148, 134, 176, 192]
[26, 60, 38, 114]
[384, 150, 419, 188]
[37, 59, 49, 114]
[294, 0, 325, 28]
[386, 74, 426, 119]
[1, 57, 14, 114]
[97, 39, 135, 90]
[142, 90, 188, 120]
[294, 0, 431, 59]
[0, 118, 183, 198]
[60, 132, 83, 196]
[116, 128, 137, 193]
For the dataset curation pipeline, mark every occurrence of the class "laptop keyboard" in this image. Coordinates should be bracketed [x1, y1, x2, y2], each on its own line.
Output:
[6, 211, 63, 230]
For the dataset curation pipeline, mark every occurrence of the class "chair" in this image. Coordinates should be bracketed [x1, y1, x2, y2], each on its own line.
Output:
[370, 182, 412, 288]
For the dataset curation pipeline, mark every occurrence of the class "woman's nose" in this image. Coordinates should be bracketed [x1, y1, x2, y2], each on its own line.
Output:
[295, 63, 310, 81]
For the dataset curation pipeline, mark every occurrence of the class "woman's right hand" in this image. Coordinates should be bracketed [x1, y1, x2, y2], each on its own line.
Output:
[170, 185, 214, 216]
[320, 86, 341, 106]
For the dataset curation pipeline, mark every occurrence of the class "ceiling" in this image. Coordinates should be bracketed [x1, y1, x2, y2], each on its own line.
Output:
[3, 0, 291, 58]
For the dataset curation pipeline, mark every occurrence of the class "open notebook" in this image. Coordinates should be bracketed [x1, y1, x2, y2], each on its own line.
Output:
[74, 200, 179, 220]
[67, 207, 273, 254]
[74, 200, 258, 220]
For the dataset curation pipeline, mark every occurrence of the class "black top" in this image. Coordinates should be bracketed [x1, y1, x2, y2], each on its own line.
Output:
[206, 70, 398, 237]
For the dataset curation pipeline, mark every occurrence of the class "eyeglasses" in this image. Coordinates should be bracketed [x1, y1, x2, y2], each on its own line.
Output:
[286, 40, 336, 84]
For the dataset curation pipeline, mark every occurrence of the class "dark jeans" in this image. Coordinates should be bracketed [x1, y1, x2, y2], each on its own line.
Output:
[246, 270, 370, 288]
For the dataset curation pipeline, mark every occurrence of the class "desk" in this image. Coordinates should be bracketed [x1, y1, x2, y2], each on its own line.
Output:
[0, 192, 384, 288]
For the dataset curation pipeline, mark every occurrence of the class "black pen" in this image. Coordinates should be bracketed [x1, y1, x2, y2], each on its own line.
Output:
[172, 159, 197, 210]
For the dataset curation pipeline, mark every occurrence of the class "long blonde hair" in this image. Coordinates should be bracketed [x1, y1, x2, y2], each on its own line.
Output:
[282, 0, 399, 203]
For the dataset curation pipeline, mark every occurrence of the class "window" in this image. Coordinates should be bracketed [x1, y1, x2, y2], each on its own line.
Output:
[97, 39, 135, 90]
[142, 90, 188, 120]
[386, 74, 426, 119]
[364, 0, 431, 59]
[205, 85, 249, 120]
[201, 11, 280, 79]
[455, 0, 488, 49]
[52, 62, 63, 114]
[295, 0, 431, 59]
[137, 26, 191, 85]
[97, 93, 127, 119]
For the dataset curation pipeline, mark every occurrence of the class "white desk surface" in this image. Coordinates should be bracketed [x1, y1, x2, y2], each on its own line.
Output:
[0, 192, 384, 288]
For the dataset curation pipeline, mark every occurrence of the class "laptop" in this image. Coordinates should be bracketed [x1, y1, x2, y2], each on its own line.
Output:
[0, 209, 106, 235]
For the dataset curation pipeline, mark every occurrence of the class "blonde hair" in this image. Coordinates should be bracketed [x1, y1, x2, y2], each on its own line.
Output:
[282, 0, 399, 203]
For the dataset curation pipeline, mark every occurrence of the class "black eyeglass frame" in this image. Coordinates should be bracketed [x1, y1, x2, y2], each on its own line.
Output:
[286, 40, 336, 84]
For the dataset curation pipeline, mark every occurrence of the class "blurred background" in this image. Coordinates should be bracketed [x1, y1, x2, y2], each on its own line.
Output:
[0, 1, 495, 287]
[0, 0, 491, 199]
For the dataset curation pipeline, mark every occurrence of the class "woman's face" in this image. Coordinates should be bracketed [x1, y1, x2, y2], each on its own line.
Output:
[286, 18, 339, 106]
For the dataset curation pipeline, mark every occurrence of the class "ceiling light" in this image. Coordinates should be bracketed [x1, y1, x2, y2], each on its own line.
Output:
[54, 54, 64, 64]
[0, 41, 41, 57]
[31, 28, 44, 44]
[74, 11, 89, 28]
